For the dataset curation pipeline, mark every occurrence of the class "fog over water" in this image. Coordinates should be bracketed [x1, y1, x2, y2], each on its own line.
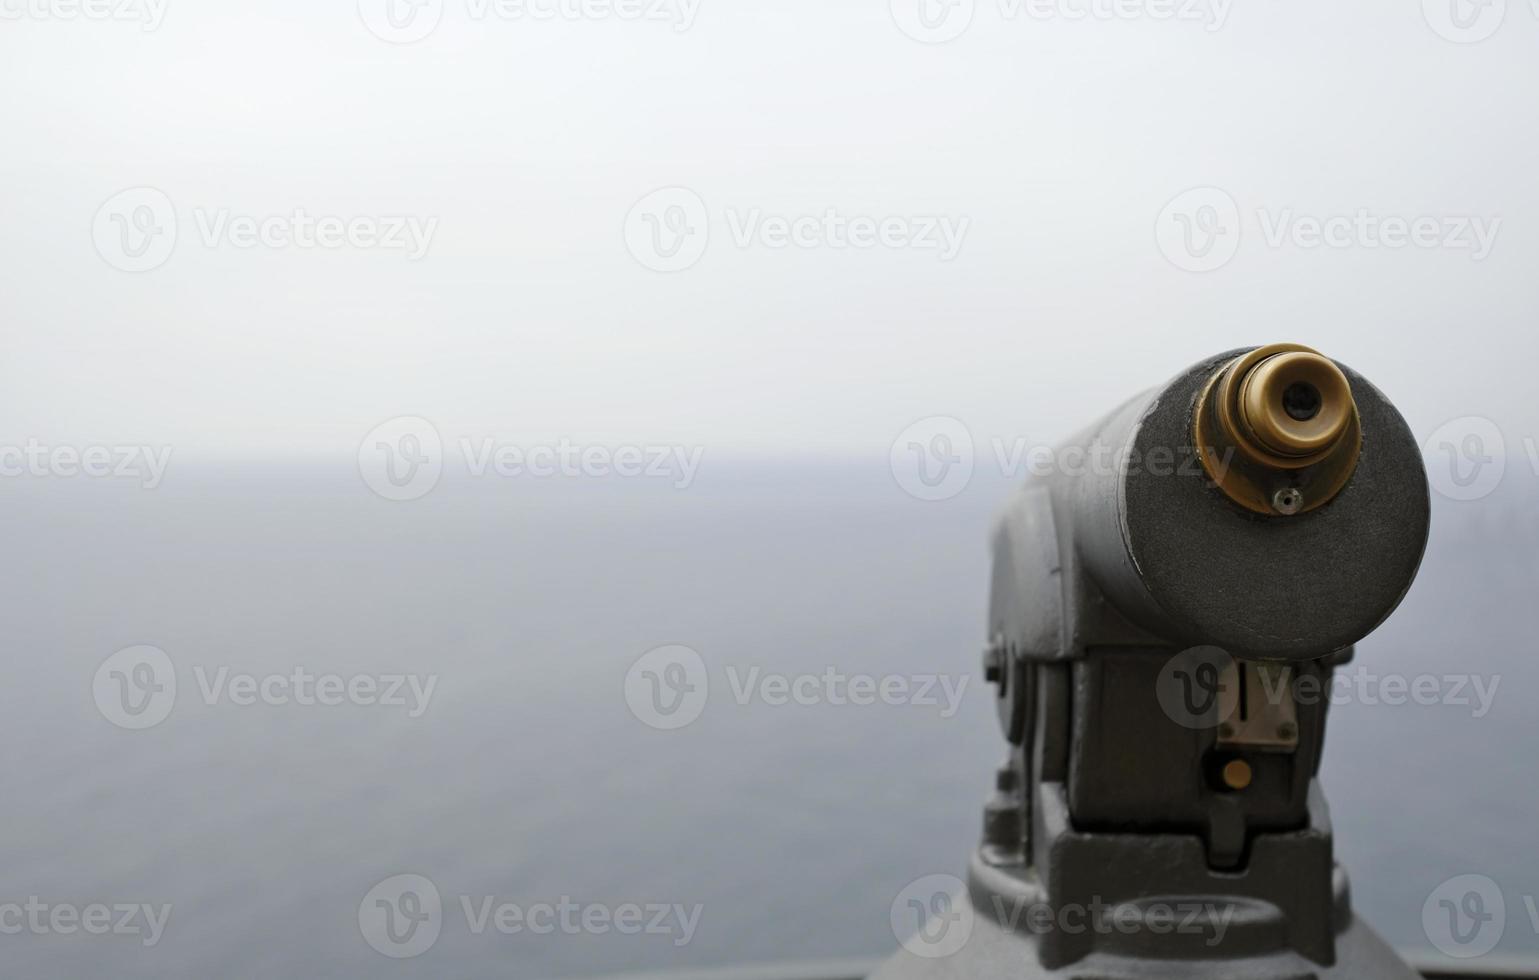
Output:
[2, 455, 1534, 978]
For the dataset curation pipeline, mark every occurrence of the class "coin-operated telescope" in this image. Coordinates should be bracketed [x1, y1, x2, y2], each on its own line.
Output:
[873, 344, 1431, 979]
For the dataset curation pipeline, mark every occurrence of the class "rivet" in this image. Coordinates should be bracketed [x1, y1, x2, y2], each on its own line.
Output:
[1221, 759, 1254, 791]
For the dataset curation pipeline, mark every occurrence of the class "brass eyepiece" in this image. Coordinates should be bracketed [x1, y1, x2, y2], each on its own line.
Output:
[1194, 344, 1362, 516]
[1236, 350, 1354, 465]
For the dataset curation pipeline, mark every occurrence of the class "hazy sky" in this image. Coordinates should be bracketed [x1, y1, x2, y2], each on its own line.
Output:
[2, 0, 1534, 458]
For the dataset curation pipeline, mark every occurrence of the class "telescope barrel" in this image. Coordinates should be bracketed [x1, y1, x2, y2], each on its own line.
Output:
[1044, 344, 1429, 661]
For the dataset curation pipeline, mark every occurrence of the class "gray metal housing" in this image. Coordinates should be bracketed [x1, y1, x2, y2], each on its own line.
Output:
[871, 348, 1432, 980]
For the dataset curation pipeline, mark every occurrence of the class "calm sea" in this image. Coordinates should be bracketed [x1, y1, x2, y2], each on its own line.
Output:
[2, 458, 1534, 978]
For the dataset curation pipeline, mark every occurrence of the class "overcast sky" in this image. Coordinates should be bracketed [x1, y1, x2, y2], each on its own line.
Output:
[2, 0, 1534, 458]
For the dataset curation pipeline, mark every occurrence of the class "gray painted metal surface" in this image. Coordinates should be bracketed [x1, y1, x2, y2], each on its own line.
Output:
[545, 954, 1539, 980]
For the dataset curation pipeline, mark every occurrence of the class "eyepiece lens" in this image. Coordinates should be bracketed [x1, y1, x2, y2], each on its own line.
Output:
[1282, 382, 1322, 422]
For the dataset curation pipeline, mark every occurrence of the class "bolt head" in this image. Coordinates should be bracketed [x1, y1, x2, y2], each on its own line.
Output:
[1272, 487, 1305, 516]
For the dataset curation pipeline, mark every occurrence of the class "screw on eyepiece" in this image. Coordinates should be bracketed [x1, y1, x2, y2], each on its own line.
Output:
[1272, 488, 1304, 516]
